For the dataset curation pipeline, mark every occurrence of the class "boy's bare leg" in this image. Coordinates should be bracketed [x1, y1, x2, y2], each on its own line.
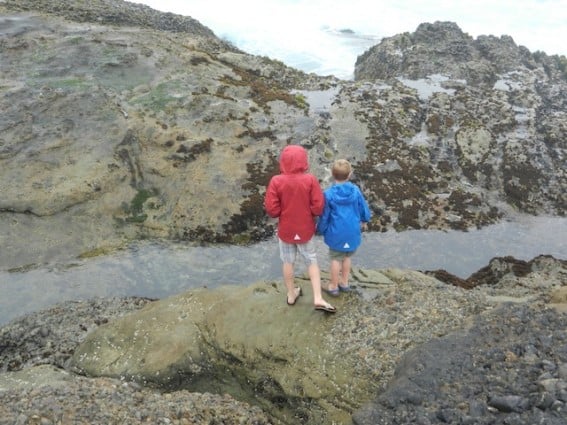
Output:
[329, 259, 341, 290]
[309, 263, 333, 307]
[340, 257, 352, 287]
[282, 262, 298, 303]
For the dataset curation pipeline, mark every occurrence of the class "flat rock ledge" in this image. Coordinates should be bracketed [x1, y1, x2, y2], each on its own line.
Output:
[0, 256, 566, 424]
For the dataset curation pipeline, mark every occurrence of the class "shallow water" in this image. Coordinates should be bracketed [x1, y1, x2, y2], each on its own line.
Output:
[0, 215, 565, 325]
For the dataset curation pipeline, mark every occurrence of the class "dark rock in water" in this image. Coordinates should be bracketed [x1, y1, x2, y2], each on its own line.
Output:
[426, 255, 567, 289]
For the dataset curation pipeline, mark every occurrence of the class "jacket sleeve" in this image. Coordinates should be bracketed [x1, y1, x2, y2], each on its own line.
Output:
[264, 178, 281, 218]
[316, 192, 331, 235]
[310, 176, 325, 216]
[357, 188, 371, 222]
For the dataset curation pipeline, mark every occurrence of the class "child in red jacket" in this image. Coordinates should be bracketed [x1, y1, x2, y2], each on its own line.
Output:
[264, 145, 336, 313]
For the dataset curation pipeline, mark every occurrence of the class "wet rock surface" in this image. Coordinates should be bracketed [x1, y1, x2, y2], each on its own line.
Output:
[1, 2, 565, 273]
[353, 21, 566, 227]
[427, 254, 567, 290]
[1, 256, 565, 424]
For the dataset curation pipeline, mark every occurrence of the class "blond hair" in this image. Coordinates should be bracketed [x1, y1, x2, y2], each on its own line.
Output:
[332, 159, 352, 181]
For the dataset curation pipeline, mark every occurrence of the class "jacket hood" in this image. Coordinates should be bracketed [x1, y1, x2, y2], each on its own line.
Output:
[330, 182, 358, 204]
[279, 145, 308, 174]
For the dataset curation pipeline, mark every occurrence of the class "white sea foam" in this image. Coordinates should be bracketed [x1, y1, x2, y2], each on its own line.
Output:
[138, 0, 567, 80]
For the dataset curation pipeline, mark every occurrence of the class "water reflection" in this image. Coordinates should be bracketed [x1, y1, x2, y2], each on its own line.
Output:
[0, 215, 565, 325]
[362, 215, 566, 275]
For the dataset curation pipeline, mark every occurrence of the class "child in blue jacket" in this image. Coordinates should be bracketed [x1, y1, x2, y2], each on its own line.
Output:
[317, 159, 371, 295]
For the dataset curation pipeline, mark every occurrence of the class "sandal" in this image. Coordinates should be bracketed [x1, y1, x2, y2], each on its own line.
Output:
[323, 286, 340, 297]
[314, 302, 337, 313]
[287, 287, 302, 306]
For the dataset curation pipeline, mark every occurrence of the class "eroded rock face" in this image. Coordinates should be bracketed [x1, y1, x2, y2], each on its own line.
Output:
[354, 21, 566, 226]
[1, 4, 565, 272]
[426, 255, 567, 290]
[0, 2, 338, 271]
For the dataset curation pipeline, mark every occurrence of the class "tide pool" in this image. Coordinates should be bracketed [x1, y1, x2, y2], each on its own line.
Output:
[0, 215, 565, 325]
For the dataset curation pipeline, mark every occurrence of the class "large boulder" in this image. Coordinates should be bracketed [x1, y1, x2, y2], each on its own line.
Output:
[69, 269, 487, 424]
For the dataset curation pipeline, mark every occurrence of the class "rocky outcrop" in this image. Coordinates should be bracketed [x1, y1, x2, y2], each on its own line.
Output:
[1, 257, 566, 424]
[0, 297, 272, 423]
[2, 0, 219, 38]
[427, 254, 567, 290]
[0, 367, 272, 424]
[1, 2, 565, 424]
[0, 1, 335, 271]
[0, 4, 565, 272]
[353, 304, 567, 425]
[353, 21, 566, 227]
[354, 21, 567, 85]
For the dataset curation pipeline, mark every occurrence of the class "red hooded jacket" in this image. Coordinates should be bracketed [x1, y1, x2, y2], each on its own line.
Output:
[264, 145, 324, 243]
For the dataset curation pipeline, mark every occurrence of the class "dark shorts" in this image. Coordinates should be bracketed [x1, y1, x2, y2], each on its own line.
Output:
[329, 248, 356, 261]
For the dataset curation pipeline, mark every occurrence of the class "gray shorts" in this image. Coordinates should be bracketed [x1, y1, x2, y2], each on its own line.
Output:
[279, 238, 318, 265]
[329, 248, 356, 261]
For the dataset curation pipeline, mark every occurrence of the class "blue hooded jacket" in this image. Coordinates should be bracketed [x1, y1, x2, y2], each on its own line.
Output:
[317, 182, 371, 252]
